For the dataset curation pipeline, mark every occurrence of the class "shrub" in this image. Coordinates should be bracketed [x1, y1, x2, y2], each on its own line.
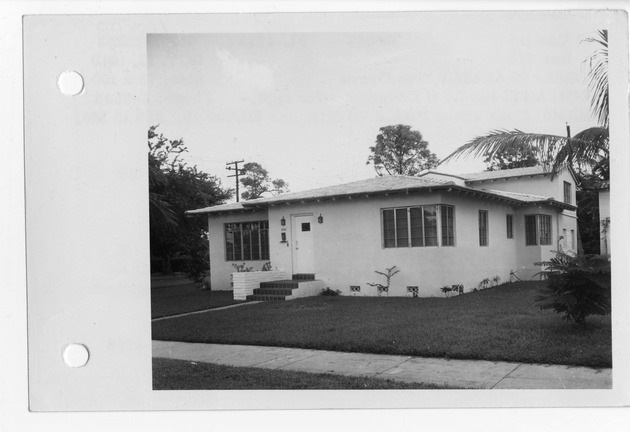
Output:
[452, 284, 464, 295]
[534, 253, 611, 324]
[321, 287, 341, 296]
[478, 278, 490, 290]
[261, 262, 273, 271]
[232, 263, 253, 273]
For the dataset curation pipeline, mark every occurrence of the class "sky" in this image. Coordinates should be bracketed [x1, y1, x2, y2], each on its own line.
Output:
[148, 13, 603, 200]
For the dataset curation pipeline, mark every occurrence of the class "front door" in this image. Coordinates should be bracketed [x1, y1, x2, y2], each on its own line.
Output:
[292, 214, 315, 274]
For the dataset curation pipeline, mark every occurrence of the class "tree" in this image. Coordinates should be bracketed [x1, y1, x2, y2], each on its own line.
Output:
[239, 162, 289, 200]
[440, 30, 609, 254]
[366, 124, 440, 176]
[483, 145, 540, 172]
[149, 126, 232, 277]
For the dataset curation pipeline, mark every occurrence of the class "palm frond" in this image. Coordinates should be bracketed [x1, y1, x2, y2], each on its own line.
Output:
[552, 127, 609, 174]
[583, 30, 608, 127]
[572, 126, 609, 150]
[441, 129, 567, 166]
[149, 192, 177, 228]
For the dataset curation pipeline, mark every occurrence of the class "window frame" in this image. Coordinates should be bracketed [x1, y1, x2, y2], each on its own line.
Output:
[563, 181, 572, 205]
[478, 210, 489, 247]
[381, 204, 454, 248]
[506, 214, 514, 239]
[524, 214, 553, 246]
[224, 220, 270, 261]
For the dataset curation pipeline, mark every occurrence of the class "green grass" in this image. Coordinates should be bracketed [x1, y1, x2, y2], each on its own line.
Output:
[152, 282, 612, 368]
[151, 283, 244, 319]
[152, 357, 455, 390]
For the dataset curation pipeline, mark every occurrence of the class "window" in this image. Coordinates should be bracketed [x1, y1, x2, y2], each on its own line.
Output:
[225, 221, 269, 261]
[441, 205, 455, 246]
[539, 215, 552, 245]
[382, 205, 454, 248]
[350, 285, 361, 293]
[570, 229, 575, 250]
[478, 210, 488, 246]
[524, 214, 552, 246]
[407, 286, 419, 297]
[506, 214, 513, 239]
[564, 181, 572, 204]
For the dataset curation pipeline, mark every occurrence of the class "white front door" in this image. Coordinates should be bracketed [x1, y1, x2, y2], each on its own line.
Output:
[292, 214, 315, 273]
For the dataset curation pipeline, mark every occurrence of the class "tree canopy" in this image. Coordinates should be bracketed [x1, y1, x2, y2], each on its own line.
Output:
[149, 125, 232, 277]
[366, 124, 440, 176]
[483, 144, 540, 172]
[239, 162, 289, 200]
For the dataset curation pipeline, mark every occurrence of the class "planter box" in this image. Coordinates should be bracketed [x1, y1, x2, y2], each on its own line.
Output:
[232, 271, 287, 300]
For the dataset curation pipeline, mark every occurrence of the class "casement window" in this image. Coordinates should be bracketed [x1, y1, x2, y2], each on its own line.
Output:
[225, 221, 270, 261]
[506, 214, 514, 239]
[382, 205, 454, 248]
[478, 210, 488, 246]
[441, 205, 455, 246]
[524, 214, 552, 246]
[564, 181, 572, 204]
[570, 229, 575, 250]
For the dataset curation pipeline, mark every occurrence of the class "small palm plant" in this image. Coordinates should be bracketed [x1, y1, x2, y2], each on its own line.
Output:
[534, 252, 611, 324]
[367, 266, 400, 296]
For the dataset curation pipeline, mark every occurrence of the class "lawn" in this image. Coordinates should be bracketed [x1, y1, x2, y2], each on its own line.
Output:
[152, 358, 455, 390]
[152, 282, 612, 368]
[151, 283, 244, 319]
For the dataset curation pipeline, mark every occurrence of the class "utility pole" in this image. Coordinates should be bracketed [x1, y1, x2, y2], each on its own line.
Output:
[226, 160, 245, 202]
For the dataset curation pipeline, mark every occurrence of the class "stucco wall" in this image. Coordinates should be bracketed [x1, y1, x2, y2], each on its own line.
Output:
[207, 209, 270, 291]
[206, 189, 567, 296]
[467, 168, 576, 205]
[512, 205, 566, 280]
[267, 191, 539, 297]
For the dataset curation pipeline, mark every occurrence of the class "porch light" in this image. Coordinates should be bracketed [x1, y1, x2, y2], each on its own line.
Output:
[281, 216, 286, 226]
[318, 214, 324, 224]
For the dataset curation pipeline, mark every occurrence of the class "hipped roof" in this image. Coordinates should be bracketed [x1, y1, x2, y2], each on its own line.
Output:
[187, 167, 576, 215]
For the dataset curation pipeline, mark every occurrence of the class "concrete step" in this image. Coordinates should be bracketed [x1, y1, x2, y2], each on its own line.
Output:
[259, 280, 299, 289]
[246, 294, 287, 301]
[253, 287, 296, 296]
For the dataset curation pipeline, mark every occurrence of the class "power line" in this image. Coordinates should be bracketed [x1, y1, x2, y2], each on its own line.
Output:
[226, 160, 245, 202]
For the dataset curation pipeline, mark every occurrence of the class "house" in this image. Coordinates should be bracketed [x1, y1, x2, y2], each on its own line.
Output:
[187, 166, 578, 299]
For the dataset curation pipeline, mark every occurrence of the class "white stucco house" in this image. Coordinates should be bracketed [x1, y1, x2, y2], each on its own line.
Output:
[187, 166, 578, 300]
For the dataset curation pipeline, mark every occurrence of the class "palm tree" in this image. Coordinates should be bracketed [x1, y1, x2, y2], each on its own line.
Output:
[441, 30, 609, 180]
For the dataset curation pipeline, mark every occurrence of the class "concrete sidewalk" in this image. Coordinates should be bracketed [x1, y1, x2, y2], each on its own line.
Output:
[152, 340, 612, 389]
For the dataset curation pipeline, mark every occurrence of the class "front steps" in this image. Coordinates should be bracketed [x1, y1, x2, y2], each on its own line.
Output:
[246, 274, 324, 301]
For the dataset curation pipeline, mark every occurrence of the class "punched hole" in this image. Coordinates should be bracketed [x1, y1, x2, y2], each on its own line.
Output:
[63, 343, 90, 368]
[57, 71, 84, 96]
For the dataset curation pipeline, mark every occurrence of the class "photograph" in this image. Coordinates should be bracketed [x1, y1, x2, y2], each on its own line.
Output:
[147, 14, 613, 391]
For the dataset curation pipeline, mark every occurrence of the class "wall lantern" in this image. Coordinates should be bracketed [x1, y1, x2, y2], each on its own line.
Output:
[318, 214, 324, 224]
[281, 216, 286, 226]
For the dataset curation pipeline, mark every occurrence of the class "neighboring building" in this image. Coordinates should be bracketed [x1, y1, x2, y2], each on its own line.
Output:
[599, 181, 611, 255]
[187, 166, 578, 298]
